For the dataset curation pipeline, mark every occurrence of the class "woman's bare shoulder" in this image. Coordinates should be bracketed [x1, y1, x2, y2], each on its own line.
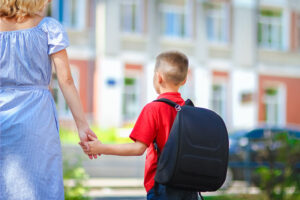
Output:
[0, 15, 44, 32]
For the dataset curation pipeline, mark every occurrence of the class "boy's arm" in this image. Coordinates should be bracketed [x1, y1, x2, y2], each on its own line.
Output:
[86, 135, 148, 156]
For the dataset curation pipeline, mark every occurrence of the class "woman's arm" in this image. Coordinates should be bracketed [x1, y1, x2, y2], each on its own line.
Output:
[51, 49, 97, 158]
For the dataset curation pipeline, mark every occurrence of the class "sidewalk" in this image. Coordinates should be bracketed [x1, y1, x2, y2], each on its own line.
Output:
[62, 146, 260, 199]
[65, 178, 260, 199]
[65, 178, 146, 199]
[84, 178, 145, 198]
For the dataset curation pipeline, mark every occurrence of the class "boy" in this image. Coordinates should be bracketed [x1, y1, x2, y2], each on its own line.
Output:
[83, 51, 199, 200]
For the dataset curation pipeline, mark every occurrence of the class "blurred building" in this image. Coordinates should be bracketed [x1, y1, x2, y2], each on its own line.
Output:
[50, 0, 300, 131]
[49, 0, 96, 127]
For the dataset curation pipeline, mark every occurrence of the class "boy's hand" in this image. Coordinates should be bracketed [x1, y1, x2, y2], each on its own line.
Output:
[87, 134, 103, 155]
[79, 142, 102, 156]
[78, 127, 99, 159]
[80, 134, 103, 155]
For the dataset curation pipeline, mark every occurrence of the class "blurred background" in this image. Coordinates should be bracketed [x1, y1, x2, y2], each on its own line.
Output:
[46, 0, 300, 199]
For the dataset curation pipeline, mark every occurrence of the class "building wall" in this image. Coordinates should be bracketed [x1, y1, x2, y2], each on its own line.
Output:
[94, 57, 124, 127]
[69, 59, 94, 114]
[290, 12, 298, 51]
[50, 0, 96, 125]
[258, 75, 300, 126]
[91, 0, 300, 130]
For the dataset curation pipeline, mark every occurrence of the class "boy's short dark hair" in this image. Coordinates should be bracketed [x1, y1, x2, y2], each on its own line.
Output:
[155, 51, 189, 85]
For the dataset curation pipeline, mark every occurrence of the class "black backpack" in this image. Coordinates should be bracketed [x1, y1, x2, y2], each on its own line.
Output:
[153, 98, 229, 193]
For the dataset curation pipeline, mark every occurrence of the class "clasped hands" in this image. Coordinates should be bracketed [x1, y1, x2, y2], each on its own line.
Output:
[78, 127, 102, 159]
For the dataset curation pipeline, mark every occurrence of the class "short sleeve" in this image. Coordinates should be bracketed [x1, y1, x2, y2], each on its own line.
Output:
[130, 104, 158, 147]
[41, 17, 70, 55]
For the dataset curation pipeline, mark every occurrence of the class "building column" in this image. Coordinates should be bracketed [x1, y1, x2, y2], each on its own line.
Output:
[94, 0, 123, 127]
[195, 1, 208, 65]
[104, 0, 121, 56]
[232, 0, 258, 68]
[145, 0, 160, 102]
[146, 0, 159, 59]
[193, 1, 211, 109]
[231, 0, 259, 129]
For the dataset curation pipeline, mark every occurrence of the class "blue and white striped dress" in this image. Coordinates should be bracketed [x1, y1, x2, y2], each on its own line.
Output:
[0, 17, 69, 200]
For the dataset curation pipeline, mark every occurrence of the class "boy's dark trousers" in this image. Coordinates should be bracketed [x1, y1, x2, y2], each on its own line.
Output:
[147, 184, 200, 200]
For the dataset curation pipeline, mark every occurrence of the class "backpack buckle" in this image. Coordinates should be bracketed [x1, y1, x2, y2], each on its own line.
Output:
[175, 105, 181, 111]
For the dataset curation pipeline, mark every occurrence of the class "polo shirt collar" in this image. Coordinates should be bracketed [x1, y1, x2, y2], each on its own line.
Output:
[157, 92, 183, 102]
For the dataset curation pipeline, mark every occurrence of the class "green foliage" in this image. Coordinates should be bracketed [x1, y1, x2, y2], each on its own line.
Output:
[63, 159, 90, 200]
[91, 126, 132, 144]
[204, 193, 298, 200]
[204, 194, 266, 200]
[60, 126, 132, 145]
[124, 77, 135, 85]
[265, 88, 278, 96]
[260, 9, 282, 17]
[255, 132, 300, 200]
[60, 128, 80, 144]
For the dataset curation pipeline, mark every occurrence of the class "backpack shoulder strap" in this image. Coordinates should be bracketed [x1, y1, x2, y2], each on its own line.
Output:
[153, 98, 194, 108]
[185, 99, 194, 107]
[153, 98, 178, 107]
[152, 98, 194, 154]
[152, 98, 177, 155]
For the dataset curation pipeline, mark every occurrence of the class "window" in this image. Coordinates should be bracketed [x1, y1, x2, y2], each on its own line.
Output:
[122, 77, 141, 122]
[263, 86, 285, 125]
[160, 0, 193, 39]
[211, 84, 227, 121]
[120, 0, 144, 34]
[258, 9, 283, 50]
[204, 2, 230, 44]
[51, 68, 80, 119]
[122, 64, 143, 122]
[51, 0, 86, 30]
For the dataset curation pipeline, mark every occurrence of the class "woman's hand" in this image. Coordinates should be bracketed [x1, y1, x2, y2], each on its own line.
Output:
[81, 134, 102, 155]
[78, 127, 99, 159]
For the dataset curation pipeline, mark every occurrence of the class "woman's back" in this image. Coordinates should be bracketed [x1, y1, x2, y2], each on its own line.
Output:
[0, 16, 43, 32]
[0, 16, 69, 200]
[0, 16, 69, 87]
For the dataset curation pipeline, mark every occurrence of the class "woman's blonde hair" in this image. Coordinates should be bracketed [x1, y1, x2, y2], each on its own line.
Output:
[0, 0, 47, 21]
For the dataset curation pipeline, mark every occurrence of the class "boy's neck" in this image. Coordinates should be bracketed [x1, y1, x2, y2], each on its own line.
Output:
[158, 87, 180, 94]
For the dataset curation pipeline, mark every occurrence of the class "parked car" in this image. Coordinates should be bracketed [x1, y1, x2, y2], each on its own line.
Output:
[223, 126, 300, 188]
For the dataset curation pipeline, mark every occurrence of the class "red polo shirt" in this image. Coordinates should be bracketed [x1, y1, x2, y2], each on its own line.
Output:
[130, 92, 185, 192]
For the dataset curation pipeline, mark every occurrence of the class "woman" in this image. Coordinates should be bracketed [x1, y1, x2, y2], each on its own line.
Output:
[0, 0, 96, 199]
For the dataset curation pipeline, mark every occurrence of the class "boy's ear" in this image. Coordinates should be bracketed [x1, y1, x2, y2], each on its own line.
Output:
[157, 72, 163, 84]
[180, 78, 187, 86]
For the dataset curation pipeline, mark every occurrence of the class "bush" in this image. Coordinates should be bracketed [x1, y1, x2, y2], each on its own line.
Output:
[63, 159, 90, 200]
[204, 194, 266, 200]
[255, 132, 300, 200]
[60, 126, 132, 145]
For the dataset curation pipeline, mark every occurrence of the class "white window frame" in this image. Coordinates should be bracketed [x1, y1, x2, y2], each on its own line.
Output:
[258, 9, 284, 50]
[211, 82, 227, 122]
[120, 0, 144, 35]
[263, 84, 286, 126]
[122, 71, 142, 122]
[204, 2, 230, 44]
[160, 0, 193, 39]
[62, 0, 86, 30]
